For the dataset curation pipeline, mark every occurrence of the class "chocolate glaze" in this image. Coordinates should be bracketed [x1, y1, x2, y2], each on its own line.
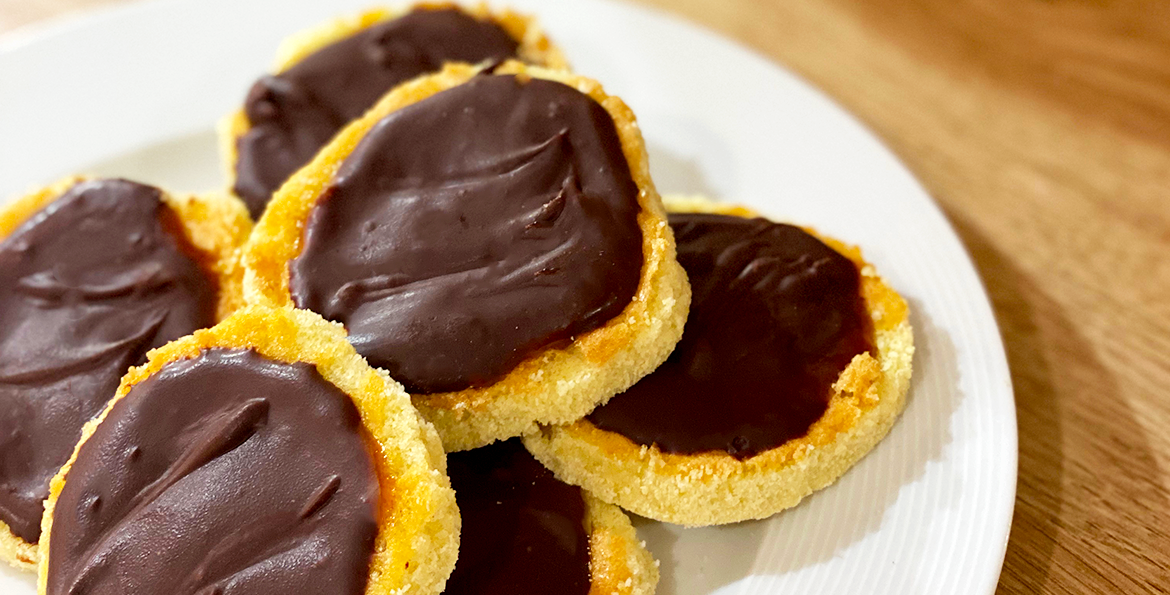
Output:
[234, 7, 521, 217]
[445, 438, 590, 595]
[0, 179, 217, 543]
[290, 75, 644, 394]
[588, 214, 875, 460]
[46, 349, 379, 595]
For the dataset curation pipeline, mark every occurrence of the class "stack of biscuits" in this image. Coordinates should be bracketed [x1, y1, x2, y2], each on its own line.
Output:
[0, 4, 914, 594]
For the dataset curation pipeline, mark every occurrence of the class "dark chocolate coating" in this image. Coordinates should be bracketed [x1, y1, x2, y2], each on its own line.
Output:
[290, 75, 644, 394]
[0, 179, 217, 543]
[445, 438, 591, 595]
[588, 214, 875, 460]
[46, 349, 379, 595]
[234, 7, 521, 217]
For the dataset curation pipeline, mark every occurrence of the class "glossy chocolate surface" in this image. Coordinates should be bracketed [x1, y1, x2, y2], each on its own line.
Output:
[234, 7, 521, 216]
[290, 75, 644, 394]
[588, 213, 875, 460]
[47, 349, 379, 595]
[446, 438, 591, 595]
[0, 179, 216, 543]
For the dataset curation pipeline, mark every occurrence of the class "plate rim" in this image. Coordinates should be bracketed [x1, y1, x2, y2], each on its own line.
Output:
[0, 0, 1018, 592]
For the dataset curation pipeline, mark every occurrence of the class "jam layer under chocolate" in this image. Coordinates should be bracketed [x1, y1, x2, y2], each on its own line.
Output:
[0, 179, 216, 543]
[290, 75, 644, 394]
[234, 7, 521, 217]
[47, 349, 379, 595]
[446, 438, 590, 595]
[588, 213, 875, 460]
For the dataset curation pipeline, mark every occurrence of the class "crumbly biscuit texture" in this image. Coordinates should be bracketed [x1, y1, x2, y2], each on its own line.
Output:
[0, 526, 35, 571]
[0, 177, 250, 570]
[36, 306, 460, 595]
[160, 189, 253, 319]
[242, 61, 691, 451]
[586, 494, 659, 595]
[525, 197, 914, 527]
[219, 2, 569, 198]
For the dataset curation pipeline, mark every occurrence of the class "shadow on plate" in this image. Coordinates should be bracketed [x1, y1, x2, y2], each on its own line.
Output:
[0, 562, 36, 592]
[646, 142, 723, 200]
[84, 129, 223, 195]
[633, 512, 767, 595]
[634, 301, 964, 593]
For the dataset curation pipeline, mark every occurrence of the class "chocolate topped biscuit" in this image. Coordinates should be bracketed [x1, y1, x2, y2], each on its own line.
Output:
[588, 213, 875, 459]
[0, 179, 217, 545]
[37, 307, 459, 592]
[45, 349, 379, 595]
[243, 62, 689, 452]
[446, 438, 590, 595]
[233, 7, 523, 216]
[289, 74, 644, 394]
[525, 199, 914, 527]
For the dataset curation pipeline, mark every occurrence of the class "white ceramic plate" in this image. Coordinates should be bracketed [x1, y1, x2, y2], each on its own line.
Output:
[0, 0, 1017, 593]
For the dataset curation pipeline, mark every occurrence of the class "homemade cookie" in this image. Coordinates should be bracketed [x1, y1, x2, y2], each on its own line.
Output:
[0, 177, 249, 569]
[221, 2, 567, 217]
[445, 438, 657, 595]
[243, 61, 690, 451]
[37, 306, 459, 595]
[525, 198, 914, 526]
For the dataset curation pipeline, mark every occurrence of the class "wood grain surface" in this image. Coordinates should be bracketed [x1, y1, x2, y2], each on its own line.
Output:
[3, 0, 1169, 593]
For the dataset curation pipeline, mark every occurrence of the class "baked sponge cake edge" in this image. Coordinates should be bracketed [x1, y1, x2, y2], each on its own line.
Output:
[587, 493, 659, 595]
[35, 306, 460, 594]
[524, 196, 914, 527]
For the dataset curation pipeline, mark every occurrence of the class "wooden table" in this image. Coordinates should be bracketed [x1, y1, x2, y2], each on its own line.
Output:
[4, 1, 1169, 592]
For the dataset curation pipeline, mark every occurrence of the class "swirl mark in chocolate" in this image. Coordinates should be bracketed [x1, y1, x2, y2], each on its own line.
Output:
[46, 349, 379, 595]
[588, 213, 875, 459]
[0, 179, 216, 543]
[290, 75, 644, 394]
[234, 8, 521, 216]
